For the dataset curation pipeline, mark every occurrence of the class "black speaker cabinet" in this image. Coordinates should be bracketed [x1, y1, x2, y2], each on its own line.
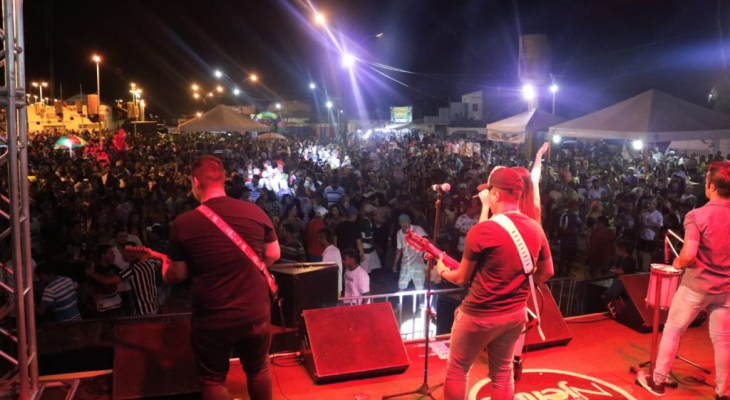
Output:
[270, 262, 339, 328]
[435, 285, 571, 350]
[300, 303, 409, 383]
[602, 273, 706, 333]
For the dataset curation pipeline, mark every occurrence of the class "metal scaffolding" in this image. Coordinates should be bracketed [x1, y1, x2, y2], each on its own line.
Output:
[0, 0, 39, 398]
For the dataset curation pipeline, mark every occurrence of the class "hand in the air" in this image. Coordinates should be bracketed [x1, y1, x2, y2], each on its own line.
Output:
[478, 188, 490, 208]
[537, 142, 549, 158]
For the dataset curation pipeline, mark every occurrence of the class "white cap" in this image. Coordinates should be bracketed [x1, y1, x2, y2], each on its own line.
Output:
[315, 207, 329, 217]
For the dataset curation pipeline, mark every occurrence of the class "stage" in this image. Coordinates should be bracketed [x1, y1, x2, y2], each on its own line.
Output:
[43, 313, 716, 400]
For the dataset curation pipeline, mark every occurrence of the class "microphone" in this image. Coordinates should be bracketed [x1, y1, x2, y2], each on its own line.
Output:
[431, 183, 451, 192]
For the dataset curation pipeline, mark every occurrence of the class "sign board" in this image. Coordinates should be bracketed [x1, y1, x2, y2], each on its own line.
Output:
[390, 106, 412, 123]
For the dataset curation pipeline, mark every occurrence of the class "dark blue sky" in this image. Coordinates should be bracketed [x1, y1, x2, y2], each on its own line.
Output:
[23, 0, 726, 120]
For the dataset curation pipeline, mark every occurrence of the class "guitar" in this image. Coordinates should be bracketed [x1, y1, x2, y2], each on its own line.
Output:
[405, 231, 460, 270]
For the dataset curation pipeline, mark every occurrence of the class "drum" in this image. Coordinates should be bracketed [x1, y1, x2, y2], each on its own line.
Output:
[646, 263, 682, 309]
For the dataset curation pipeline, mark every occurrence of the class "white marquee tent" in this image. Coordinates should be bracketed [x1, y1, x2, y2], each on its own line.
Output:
[178, 105, 270, 133]
[549, 89, 730, 142]
[486, 109, 565, 143]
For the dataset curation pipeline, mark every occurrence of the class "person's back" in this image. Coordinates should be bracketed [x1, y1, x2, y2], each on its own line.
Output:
[462, 213, 550, 315]
[169, 196, 274, 328]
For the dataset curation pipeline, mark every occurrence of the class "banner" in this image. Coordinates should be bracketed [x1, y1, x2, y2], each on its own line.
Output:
[487, 129, 526, 143]
[390, 106, 412, 123]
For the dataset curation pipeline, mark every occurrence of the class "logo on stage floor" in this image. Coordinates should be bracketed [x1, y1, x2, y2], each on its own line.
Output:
[468, 369, 637, 400]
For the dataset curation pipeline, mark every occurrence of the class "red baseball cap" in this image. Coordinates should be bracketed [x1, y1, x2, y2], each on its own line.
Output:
[477, 166, 524, 192]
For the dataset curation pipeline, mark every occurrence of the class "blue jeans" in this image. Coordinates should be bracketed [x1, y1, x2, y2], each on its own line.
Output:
[653, 285, 730, 397]
[444, 307, 526, 400]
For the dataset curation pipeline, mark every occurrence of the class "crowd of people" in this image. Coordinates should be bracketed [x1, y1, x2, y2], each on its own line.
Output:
[8, 127, 728, 324]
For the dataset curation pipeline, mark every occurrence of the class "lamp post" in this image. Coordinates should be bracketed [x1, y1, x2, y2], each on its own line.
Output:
[92, 54, 101, 99]
[31, 82, 47, 105]
[549, 83, 558, 115]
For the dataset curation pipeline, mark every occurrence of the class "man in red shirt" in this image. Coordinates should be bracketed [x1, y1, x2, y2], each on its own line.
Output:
[437, 167, 554, 400]
[586, 216, 616, 278]
[305, 207, 328, 261]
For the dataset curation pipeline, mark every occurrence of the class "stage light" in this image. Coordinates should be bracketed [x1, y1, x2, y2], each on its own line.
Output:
[314, 13, 326, 25]
[214, 70, 223, 78]
[326, 101, 333, 109]
[632, 140, 643, 151]
[522, 84, 535, 100]
[550, 84, 559, 93]
[309, 82, 316, 90]
[342, 53, 355, 68]
[250, 74, 258, 82]
[552, 134, 561, 144]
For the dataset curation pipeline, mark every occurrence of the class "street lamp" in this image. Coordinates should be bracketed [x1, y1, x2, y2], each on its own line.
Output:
[216, 85, 224, 93]
[193, 93, 200, 99]
[196, 112, 202, 118]
[233, 88, 241, 96]
[326, 101, 333, 109]
[31, 82, 48, 105]
[92, 54, 101, 100]
[214, 70, 223, 78]
[275, 103, 282, 110]
[309, 82, 316, 90]
[342, 53, 355, 68]
[549, 83, 559, 115]
[191, 84, 199, 91]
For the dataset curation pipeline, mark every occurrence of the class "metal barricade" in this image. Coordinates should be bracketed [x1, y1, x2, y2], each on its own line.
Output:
[339, 288, 465, 340]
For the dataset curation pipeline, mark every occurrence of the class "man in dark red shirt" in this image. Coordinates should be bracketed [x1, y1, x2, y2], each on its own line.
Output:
[437, 167, 554, 400]
[164, 156, 281, 400]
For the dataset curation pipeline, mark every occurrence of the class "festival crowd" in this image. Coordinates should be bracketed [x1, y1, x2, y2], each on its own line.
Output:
[11, 127, 728, 323]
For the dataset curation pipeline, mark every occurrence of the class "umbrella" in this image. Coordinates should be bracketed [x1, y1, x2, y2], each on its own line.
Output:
[257, 132, 286, 140]
[54, 135, 88, 150]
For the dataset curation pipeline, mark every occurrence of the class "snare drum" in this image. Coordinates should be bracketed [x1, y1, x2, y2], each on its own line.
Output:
[646, 263, 682, 309]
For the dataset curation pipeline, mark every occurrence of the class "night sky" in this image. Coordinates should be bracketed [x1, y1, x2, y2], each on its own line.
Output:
[23, 0, 727, 120]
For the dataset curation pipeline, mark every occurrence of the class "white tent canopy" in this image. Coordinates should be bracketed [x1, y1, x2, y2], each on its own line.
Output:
[178, 105, 270, 132]
[549, 89, 730, 142]
[486, 109, 565, 143]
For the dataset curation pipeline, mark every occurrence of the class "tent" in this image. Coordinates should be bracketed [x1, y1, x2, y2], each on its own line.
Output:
[178, 105, 270, 132]
[486, 109, 565, 143]
[549, 89, 730, 142]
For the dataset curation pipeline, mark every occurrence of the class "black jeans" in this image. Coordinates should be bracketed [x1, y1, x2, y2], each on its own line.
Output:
[191, 319, 272, 400]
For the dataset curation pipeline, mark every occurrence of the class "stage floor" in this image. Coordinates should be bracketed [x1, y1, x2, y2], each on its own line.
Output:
[48, 313, 717, 400]
[225, 314, 717, 400]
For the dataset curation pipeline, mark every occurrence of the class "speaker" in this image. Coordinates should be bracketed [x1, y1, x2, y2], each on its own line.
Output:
[524, 284, 572, 350]
[270, 262, 339, 328]
[601, 273, 707, 333]
[113, 320, 200, 399]
[435, 285, 572, 350]
[300, 303, 410, 383]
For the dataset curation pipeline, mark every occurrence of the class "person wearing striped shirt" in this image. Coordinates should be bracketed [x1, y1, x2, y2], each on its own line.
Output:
[323, 176, 344, 208]
[85, 243, 159, 316]
[36, 262, 81, 322]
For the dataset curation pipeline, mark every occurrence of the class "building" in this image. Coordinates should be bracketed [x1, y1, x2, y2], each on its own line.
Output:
[461, 91, 484, 121]
[266, 100, 312, 124]
[27, 94, 115, 133]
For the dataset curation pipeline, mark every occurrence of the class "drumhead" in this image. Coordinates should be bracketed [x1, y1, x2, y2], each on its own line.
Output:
[650, 263, 681, 274]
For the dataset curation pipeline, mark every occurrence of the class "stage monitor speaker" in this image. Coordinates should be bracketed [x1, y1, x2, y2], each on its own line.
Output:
[300, 303, 409, 384]
[270, 262, 339, 328]
[435, 285, 572, 350]
[113, 320, 199, 399]
[600, 272, 702, 333]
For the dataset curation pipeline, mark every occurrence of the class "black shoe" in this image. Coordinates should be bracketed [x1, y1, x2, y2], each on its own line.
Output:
[717, 395, 729, 400]
[636, 371, 666, 396]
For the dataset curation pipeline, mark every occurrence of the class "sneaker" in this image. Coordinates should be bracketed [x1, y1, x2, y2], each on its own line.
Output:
[636, 371, 666, 396]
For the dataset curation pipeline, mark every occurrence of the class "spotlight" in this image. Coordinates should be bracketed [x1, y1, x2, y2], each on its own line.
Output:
[632, 140, 643, 151]
[552, 134, 561, 144]
[522, 85, 535, 100]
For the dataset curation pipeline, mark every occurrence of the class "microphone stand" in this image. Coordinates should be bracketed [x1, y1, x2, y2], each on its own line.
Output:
[383, 190, 444, 399]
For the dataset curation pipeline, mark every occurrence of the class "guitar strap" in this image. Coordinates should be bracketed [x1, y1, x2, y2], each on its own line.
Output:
[197, 204, 278, 300]
[491, 214, 545, 342]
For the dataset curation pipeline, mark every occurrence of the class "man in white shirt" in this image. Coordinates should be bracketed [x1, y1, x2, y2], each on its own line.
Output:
[637, 199, 663, 271]
[318, 228, 343, 296]
[391, 214, 428, 291]
[342, 249, 370, 305]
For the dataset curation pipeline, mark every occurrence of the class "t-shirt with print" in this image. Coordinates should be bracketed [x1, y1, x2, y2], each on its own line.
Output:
[396, 225, 427, 268]
[461, 213, 551, 316]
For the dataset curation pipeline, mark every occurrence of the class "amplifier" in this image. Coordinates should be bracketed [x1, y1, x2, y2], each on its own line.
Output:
[270, 262, 339, 328]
